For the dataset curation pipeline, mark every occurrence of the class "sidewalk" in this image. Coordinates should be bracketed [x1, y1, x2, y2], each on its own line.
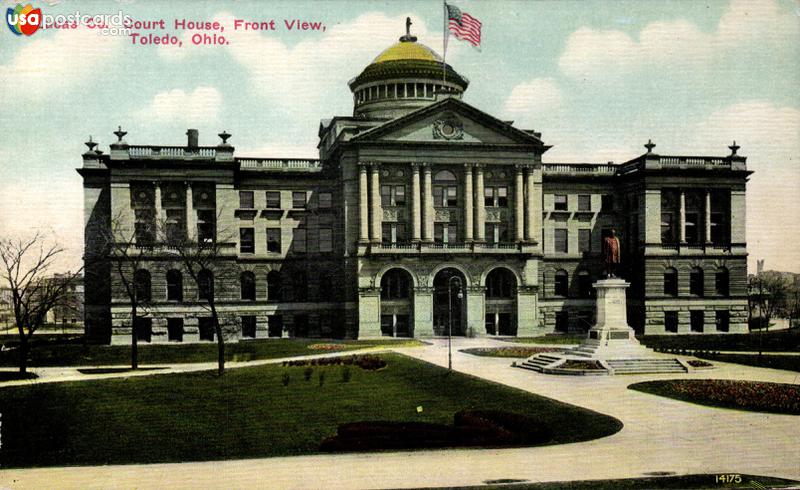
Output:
[1, 338, 798, 489]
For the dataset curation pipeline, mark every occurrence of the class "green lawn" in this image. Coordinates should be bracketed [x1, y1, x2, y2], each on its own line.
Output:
[435, 474, 798, 489]
[640, 329, 800, 352]
[695, 353, 800, 373]
[0, 353, 622, 468]
[0, 337, 422, 367]
[461, 347, 560, 358]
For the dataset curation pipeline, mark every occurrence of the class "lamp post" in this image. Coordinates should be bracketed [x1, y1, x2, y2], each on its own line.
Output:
[447, 275, 463, 371]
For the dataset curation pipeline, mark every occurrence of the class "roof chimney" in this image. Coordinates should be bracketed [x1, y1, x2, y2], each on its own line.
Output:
[186, 129, 199, 149]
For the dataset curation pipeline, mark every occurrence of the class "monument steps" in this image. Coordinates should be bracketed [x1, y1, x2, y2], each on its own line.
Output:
[606, 358, 687, 374]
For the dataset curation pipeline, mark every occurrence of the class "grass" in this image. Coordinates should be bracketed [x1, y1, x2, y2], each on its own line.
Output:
[461, 347, 561, 358]
[0, 371, 38, 381]
[430, 474, 799, 489]
[0, 353, 622, 468]
[640, 328, 800, 352]
[0, 337, 423, 367]
[695, 353, 800, 373]
[505, 334, 585, 345]
[629, 379, 800, 415]
[76, 367, 168, 375]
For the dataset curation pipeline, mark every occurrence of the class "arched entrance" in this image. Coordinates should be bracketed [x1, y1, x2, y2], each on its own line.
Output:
[380, 268, 413, 337]
[485, 268, 517, 335]
[433, 268, 467, 336]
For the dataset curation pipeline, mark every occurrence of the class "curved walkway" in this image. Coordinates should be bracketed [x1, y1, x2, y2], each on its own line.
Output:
[1, 338, 798, 489]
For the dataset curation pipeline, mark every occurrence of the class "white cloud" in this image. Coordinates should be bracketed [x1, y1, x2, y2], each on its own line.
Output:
[0, 27, 124, 100]
[135, 86, 222, 125]
[503, 78, 563, 116]
[559, 0, 797, 80]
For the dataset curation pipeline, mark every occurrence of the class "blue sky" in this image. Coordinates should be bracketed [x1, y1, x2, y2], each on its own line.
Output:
[0, 0, 798, 272]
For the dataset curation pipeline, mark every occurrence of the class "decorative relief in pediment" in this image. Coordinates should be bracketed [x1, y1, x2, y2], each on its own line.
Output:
[432, 117, 464, 141]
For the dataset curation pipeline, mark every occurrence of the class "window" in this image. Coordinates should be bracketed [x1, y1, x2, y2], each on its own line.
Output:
[166, 269, 182, 301]
[690, 267, 704, 297]
[240, 271, 256, 301]
[555, 311, 569, 332]
[554, 194, 567, 211]
[485, 223, 509, 244]
[292, 228, 307, 253]
[318, 192, 332, 208]
[434, 223, 458, 243]
[577, 270, 592, 297]
[241, 315, 256, 338]
[381, 223, 406, 244]
[664, 268, 678, 296]
[198, 269, 214, 301]
[381, 185, 406, 206]
[578, 195, 591, 212]
[198, 317, 214, 341]
[601, 195, 614, 212]
[318, 273, 335, 302]
[661, 213, 674, 243]
[690, 310, 704, 332]
[239, 191, 254, 209]
[268, 315, 283, 337]
[292, 191, 307, 209]
[554, 229, 568, 253]
[197, 210, 216, 244]
[434, 170, 458, 207]
[715, 310, 730, 332]
[486, 268, 516, 299]
[266, 228, 281, 253]
[293, 314, 309, 337]
[134, 317, 152, 343]
[554, 270, 568, 297]
[134, 209, 156, 245]
[381, 269, 411, 300]
[165, 209, 185, 242]
[167, 318, 183, 342]
[578, 229, 591, 253]
[710, 212, 727, 243]
[267, 271, 281, 301]
[293, 271, 308, 301]
[664, 311, 678, 333]
[319, 228, 333, 252]
[715, 267, 729, 296]
[134, 269, 151, 302]
[484, 187, 508, 207]
[685, 213, 699, 243]
[240, 228, 255, 254]
[265, 191, 281, 209]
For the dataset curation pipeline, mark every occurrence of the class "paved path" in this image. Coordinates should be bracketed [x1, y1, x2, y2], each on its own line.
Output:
[1, 338, 798, 489]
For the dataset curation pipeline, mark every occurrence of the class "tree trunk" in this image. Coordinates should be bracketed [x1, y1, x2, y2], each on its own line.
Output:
[131, 303, 138, 370]
[210, 301, 224, 376]
[18, 332, 28, 374]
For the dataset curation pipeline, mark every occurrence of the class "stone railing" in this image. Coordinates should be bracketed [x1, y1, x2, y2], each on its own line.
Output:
[237, 158, 322, 170]
[619, 155, 735, 174]
[543, 163, 617, 175]
[128, 146, 218, 158]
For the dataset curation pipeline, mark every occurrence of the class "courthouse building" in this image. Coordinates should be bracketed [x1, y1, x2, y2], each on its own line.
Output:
[79, 31, 751, 344]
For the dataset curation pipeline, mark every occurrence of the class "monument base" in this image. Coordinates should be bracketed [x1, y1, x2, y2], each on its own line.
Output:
[521, 278, 690, 375]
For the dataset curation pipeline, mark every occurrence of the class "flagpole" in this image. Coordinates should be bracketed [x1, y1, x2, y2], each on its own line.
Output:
[442, 0, 448, 88]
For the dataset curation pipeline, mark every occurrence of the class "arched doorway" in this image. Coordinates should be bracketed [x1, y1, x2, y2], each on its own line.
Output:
[433, 268, 467, 336]
[484, 267, 517, 335]
[379, 268, 413, 337]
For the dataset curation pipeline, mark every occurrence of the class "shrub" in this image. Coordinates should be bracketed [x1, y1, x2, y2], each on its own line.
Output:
[281, 372, 290, 386]
[318, 371, 325, 387]
[341, 366, 351, 383]
[303, 367, 314, 381]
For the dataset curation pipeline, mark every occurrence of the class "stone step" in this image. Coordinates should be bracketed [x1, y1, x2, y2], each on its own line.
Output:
[606, 358, 687, 375]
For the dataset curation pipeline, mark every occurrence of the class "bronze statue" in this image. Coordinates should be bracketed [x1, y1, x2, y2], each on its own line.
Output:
[603, 228, 621, 278]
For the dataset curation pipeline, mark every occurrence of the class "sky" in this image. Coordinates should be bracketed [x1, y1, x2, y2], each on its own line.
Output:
[0, 0, 798, 272]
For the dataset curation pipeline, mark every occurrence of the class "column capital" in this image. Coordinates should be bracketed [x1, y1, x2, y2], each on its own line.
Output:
[514, 163, 526, 173]
[184, 181, 192, 187]
[410, 162, 423, 170]
[357, 161, 370, 169]
[370, 162, 381, 169]
[473, 163, 485, 172]
[463, 162, 475, 170]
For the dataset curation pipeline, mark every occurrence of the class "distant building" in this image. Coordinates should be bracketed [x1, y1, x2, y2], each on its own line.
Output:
[78, 29, 750, 344]
[0, 287, 12, 329]
[45, 274, 85, 327]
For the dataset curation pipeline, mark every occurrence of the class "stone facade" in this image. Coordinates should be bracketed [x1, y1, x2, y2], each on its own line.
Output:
[78, 34, 750, 344]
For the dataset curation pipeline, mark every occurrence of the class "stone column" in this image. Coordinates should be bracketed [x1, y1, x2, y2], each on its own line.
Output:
[730, 190, 746, 244]
[422, 164, 434, 242]
[704, 190, 712, 243]
[679, 190, 686, 243]
[514, 165, 525, 242]
[154, 181, 162, 234]
[413, 287, 435, 337]
[474, 165, 485, 241]
[525, 167, 536, 243]
[463, 164, 474, 242]
[370, 164, 382, 243]
[411, 163, 422, 242]
[185, 182, 194, 240]
[359, 163, 369, 243]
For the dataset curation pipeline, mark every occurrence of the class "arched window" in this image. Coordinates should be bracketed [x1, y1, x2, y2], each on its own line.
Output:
[690, 267, 704, 297]
[381, 269, 412, 300]
[486, 268, 516, 299]
[434, 170, 457, 182]
[664, 267, 678, 297]
[198, 269, 214, 301]
[577, 270, 592, 298]
[554, 269, 569, 297]
[433, 170, 458, 207]
[240, 271, 256, 301]
[166, 269, 182, 301]
[267, 271, 281, 301]
[715, 267, 729, 297]
[134, 269, 151, 302]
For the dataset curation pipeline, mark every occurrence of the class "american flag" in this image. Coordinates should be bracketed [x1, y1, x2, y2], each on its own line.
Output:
[446, 3, 482, 48]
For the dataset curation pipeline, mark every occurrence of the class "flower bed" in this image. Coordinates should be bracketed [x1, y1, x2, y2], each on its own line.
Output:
[461, 347, 561, 358]
[560, 360, 605, 370]
[629, 379, 800, 415]
[283, 354, 387, 371]
[686, 359, 713, 368]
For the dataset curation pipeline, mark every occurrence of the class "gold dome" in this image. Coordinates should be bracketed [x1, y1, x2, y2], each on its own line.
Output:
[372, 40, 443, 64]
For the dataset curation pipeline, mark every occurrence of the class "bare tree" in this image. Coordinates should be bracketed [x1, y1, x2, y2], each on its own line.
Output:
[749, 271, 789, 359]
[0, 232, 82, 374]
